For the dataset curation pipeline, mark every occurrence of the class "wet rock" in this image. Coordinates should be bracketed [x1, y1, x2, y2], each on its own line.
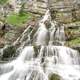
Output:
[72, 45, 80, 53]
[1, 45, 16, 61]
[49, 74, 61, 80]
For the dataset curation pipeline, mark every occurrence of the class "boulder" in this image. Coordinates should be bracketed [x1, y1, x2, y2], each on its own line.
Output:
[49, 74, 61, 80]
[1, 45, 16, 61]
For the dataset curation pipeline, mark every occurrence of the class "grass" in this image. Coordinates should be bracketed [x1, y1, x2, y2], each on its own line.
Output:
[6, 12, 32, 27]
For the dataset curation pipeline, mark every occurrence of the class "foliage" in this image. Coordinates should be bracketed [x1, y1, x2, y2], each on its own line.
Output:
[65, 25, 80, 46]
[6, 12, 32, 27]
[0, 0, 8, 5]
[67, 37, 80, 46]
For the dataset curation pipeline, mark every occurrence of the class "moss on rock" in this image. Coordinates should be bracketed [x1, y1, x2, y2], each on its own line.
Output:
[49, 74, 61, 80]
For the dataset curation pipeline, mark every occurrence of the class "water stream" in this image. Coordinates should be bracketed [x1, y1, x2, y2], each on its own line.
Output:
[0, 10, 80, 80]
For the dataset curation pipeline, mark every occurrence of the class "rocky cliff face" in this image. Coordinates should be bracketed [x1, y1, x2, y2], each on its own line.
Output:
[51, 0, 80, 23]
[22, 0, 80, 23]
[23, 0, 80, 48]
[0, 0, 80, 48]
[8, 0, 80, 23]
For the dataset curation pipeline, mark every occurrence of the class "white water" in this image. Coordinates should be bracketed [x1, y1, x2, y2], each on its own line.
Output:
[34, 22, 49, 46]
[0, 10, 80, 80]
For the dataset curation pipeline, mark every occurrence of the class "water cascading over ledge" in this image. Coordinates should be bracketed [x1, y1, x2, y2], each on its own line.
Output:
[0, 10, 80, 80]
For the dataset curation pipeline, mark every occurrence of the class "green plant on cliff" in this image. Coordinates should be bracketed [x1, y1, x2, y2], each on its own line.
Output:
[67, 37, 80, 46]
[6, 12, 32, 27]
[65, 27, 80, 47]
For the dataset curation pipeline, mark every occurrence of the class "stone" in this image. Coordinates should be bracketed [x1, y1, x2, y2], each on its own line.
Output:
[49, 74, 61, 80]
[4, 30, 16, 42]
[72, 45, 80, 53]
[1, 45, 16, 61]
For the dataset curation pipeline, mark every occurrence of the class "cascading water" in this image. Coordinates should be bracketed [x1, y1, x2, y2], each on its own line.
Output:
[0, 10, 80, 80]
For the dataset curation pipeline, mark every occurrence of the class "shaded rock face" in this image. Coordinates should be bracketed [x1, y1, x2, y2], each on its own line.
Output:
[72, 46, 80, 53]
[0, 23, 12, 47]
[0, 21, 26, 48]
[0, 23, 13, 34]
[0, 45, 16, 61]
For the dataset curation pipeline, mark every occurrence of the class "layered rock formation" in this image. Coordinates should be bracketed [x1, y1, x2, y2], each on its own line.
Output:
[0, 0, 80, 49]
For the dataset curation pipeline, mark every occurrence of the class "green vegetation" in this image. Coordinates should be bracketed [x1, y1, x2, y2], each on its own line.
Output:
[67, 37, 80, 46]
[6, 12, 32, 27]
[0, 0, 8, 5]
[65, 28, 80, 46]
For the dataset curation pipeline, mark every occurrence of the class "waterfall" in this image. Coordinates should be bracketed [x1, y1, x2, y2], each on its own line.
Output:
[0, 10, 80, 80]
